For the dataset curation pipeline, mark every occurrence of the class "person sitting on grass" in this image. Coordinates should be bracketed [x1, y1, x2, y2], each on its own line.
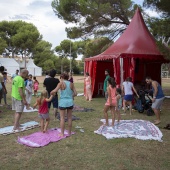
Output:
[103, 77, 117, 126]
[33, 90, 53, 133]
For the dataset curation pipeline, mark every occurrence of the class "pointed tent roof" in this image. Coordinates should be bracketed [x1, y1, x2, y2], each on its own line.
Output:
[86, 8, 165, 61]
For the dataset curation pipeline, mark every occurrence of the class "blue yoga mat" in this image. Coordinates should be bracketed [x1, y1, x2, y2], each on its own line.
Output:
[0, 121, 39, 135]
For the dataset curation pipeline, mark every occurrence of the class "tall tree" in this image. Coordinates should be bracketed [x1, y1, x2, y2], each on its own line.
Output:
[55, 39, 78, 72]
[0, 20, 41, 57]
[0, 38, 7, 54]
[143, 0, 170, 59]
[143, 0, 170, 17]
[52, 0, 136, 40]
[33, 40, 55, 70]
[144, 0, 170, 73]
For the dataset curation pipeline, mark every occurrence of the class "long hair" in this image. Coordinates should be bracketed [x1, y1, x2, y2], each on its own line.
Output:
[116, 88, 122, 95]
[38, 90, 48, 106]
[126, 77, 132, 82]
[108, 77, 116, 88]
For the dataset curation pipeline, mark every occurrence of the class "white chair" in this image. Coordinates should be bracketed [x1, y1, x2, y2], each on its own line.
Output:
[98, 82, 104, 96]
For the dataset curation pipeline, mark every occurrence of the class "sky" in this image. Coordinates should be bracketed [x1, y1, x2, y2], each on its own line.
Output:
[0, 0, 158, 59]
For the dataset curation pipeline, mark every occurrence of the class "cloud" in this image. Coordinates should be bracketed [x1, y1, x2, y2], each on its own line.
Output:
[0, 0, 70, 49]
[0, 0, 159, 56]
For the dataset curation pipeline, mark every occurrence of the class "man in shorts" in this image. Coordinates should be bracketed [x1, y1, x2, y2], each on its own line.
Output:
[146, 76, 165, 125]
[43, 69, 60, 119]
[12, 69, 28, 131]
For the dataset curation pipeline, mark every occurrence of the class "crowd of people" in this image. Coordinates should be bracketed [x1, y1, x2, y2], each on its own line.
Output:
[0, 66, 165, 136]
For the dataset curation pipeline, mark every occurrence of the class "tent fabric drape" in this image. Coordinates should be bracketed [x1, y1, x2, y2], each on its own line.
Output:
[84, 61, 97, 96]
[84, 8, 169, 97]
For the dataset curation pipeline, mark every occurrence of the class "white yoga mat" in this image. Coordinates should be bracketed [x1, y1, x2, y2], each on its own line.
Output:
[23, 106, 38, 113]
[0, 121, 39, 135]
[94, 119, 163, 142]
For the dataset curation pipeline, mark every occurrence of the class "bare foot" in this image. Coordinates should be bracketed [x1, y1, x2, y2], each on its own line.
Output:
[68, 133, 71, 136]
[154, 120, 161, 125]
[58, 133, 64, 137]
[13, 127, 22, 132]
[43, 129, 47, 133]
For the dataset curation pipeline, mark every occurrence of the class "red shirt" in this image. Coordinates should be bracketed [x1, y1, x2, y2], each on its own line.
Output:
[39, 99, 48, 114]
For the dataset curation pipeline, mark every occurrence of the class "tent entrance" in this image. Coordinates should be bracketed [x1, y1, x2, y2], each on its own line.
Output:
[94, 60, 114, 97]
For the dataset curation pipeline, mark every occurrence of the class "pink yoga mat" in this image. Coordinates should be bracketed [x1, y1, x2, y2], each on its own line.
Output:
[18, 128, 75, 147]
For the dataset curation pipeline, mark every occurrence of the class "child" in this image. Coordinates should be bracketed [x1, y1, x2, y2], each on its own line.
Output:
[33, 76, 39, 96]
[25, 74, 33, 110]
[116, 88, 122, 123]
[33, 90, 53, 133]
[103, 77, 117, 126]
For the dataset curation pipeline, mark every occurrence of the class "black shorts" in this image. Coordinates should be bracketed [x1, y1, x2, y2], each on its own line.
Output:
[59, 105, 73, 110]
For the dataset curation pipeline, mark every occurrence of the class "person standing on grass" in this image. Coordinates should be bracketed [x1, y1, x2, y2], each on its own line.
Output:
[122, 77, 139, 115]
[115, 88, 122, 123]
[11, 69, 19, 80]
[68, 72, 74, 83]
[78, 72, 92, 101]
[25, 74, 33, 110]
[0, 66, 7, 107]
[33, 90, 53, 133]
[12, 69, 28, 131]
[103, 69, 110, 100]
[103, 77, 117, 126]
[51, 73, 77, 137]
[43, 69, 60, 119]
[2, 72, 9, 107]
[33, 76, 39, 96]
[145, 76, 165, 125]
[84, 72, 92, 101]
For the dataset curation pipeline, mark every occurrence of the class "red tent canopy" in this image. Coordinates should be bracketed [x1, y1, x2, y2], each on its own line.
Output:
[85, 8, 168, 97]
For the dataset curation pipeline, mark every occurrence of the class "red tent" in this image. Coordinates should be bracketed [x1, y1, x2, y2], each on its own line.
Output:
[85, 8, 168, 97]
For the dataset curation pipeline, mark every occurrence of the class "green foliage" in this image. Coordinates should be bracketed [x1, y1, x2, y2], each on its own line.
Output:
[84, 37, 113, 58]
[43, 59, 55, 71]
[52, 0, 136, 40]
[144, 1, 170, 59]
[143, 0, 170, 17]
[0, 20, 41, 57]
[33, 40, 55, 70]
[0, 38, 7, 54]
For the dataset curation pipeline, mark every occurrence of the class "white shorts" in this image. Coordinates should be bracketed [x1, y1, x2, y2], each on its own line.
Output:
[12, 97, 24, 113]
[152, 97, 165, 109]
[25, 91, 32, 104]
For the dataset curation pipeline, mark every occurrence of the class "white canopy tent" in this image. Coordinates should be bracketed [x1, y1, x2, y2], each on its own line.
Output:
[0, 58, 20, 76]
[25, 59, 42, 76]
[0, 57, 42, 76]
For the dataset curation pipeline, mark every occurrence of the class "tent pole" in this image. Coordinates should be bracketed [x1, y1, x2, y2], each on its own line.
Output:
[120, 57, 123, 85]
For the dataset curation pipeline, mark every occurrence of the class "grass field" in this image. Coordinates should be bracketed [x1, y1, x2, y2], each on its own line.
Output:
[0, 77, 170, 170]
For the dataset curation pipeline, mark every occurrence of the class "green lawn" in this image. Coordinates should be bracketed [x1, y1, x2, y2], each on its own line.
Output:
[0, 79, 170, 170]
